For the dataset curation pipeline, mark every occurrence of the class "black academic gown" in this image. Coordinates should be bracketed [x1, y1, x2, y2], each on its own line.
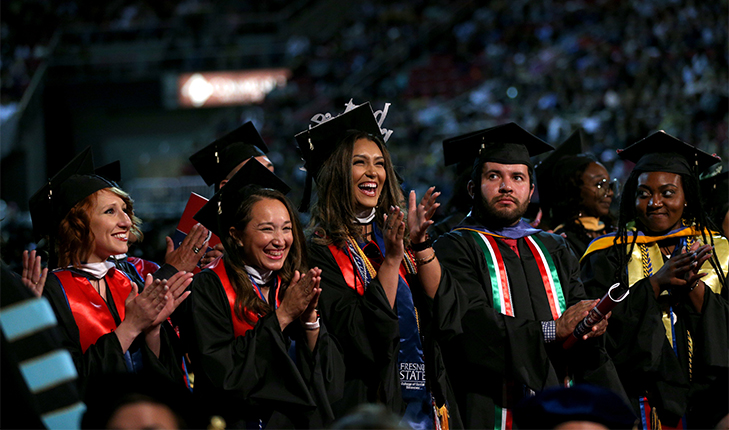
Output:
[554, 225, 592, 259]
[433, 216, 626, 429]
[581, 237, 729, 428]
[43, 267, 184, 399]
[307, 237, 462, 427]
[188, 269, 345, 429]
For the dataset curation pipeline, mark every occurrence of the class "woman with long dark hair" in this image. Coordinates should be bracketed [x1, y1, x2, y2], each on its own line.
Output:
[29, 149, 192, 396]
[296, 102, 457, 429]
[188, 158, 344, 428]
[580, 131, 728, 429]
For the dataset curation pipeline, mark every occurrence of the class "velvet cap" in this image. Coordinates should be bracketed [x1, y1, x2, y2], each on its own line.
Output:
[193, 157, 290, 238]
[513, 384, 637, 430]
[29, 147, 114, 239]
[442, 122, 553, 169]
[535, 128, 591, 208]
[189, 121, 269, 187]
[618, 130, 720, 175]
[94, 160, 121, 186]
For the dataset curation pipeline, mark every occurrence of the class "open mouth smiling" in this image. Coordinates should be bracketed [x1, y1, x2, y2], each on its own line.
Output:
[358, 182, 378, 197]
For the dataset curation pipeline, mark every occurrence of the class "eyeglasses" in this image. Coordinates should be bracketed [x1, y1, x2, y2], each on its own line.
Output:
[594, 178, 621, 198]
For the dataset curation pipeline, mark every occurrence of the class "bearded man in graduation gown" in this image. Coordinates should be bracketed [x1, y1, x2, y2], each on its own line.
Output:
[432, 123, 627, 429]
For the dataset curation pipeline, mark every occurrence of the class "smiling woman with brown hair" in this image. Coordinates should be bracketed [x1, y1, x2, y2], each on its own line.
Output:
[296, 102, 456, 429]
[580, 131, 729, 429]
[187, 158, 344, 429]
[29, 149, 192, 398]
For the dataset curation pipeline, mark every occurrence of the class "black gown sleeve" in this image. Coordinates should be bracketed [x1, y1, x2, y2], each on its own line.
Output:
[189, 269, 344, 428]
[307, 239, 402, 412]
[42, 272, 182, 397]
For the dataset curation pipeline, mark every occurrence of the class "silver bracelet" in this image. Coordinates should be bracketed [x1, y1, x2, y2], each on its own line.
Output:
[302, 316, 320, 330]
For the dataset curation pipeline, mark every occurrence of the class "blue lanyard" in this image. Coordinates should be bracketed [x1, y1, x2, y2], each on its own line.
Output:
[249, 276, 279, 310]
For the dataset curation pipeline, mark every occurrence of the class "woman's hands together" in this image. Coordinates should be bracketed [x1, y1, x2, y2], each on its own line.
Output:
[276, 268, 322, 330]
[649, 242, 712, 296]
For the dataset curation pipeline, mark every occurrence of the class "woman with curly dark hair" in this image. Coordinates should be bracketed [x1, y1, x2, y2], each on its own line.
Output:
[580, 131, 728, 429]
[296, 102, 457, 429]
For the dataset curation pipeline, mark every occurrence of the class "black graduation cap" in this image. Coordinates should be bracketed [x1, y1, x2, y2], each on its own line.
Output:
[193, 157, 290, 238]
[513, 384, 637, 430]
[701, 169, 728, 198]
[700, 168, 728, 229]
[535, 128, 587, 173]
[189, 121, 269, 187]
[442, 122, 553, 168]
[95, 160, 121, 186]
[535, 128, 590, 208]
[29, 147, 113, 240]
[618, 130, 721, 176]
[294, 102, 384, 212]
[295, 102, 383, 181]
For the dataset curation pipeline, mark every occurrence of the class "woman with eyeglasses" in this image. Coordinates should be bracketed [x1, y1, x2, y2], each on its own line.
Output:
[541, 153, 618, 258]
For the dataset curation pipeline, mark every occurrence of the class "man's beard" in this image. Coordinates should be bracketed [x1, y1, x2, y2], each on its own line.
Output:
[472, 193, 529, 228]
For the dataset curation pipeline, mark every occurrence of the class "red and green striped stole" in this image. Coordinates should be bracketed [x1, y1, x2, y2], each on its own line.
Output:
[469, 231, 567, 430]
[469, 231, 566, 319]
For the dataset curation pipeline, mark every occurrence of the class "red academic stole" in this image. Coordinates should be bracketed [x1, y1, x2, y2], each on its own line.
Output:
[126, 256, 160, 280]
[54, 269, 132, 353]
[327, 239, 412, 296]
[209, 258, 282, 337]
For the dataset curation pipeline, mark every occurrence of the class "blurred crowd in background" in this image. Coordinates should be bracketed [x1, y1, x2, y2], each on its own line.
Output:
[2, 0, 727, 270]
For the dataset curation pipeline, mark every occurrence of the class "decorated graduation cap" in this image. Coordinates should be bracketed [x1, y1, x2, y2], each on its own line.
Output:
[193, 157, 290, 239]
[513, 384, 637, 430]
[29, 147, 114, 240]
[295, 99, 393, 211]
[618, 130, 721, 176]
[189, 121, 269, 187]
[442, 122, 553, 169]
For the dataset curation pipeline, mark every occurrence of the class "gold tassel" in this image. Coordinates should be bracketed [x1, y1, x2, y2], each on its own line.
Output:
[650, 405, 661, 430]
[437, 404, 449, 430]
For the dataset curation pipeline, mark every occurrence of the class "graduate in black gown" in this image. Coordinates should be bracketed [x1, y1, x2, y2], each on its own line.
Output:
[189, 158, 344, 429]
[535, 129, 618, 258]
[580, 132, 728, 429]
[190, 121, 274, 267]
[295, 101, 458, 429]
[433, 123, 626, 430]
[28, 148, 193, 398]
[92, 160, 209, 284]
